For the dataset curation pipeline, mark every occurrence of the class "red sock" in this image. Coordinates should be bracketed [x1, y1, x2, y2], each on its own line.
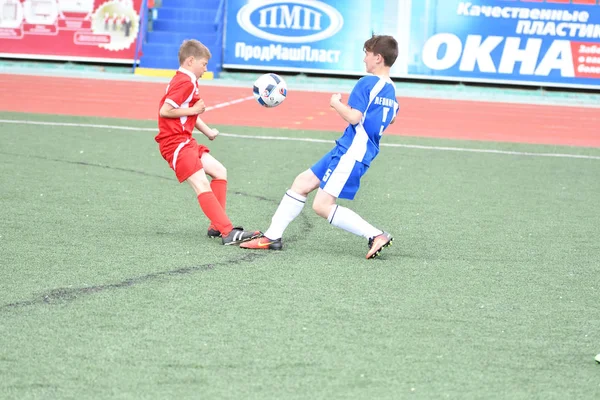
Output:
[208, 179, 227, 231]
[198, 192, 233, 236]
[211, 179, 227, 210]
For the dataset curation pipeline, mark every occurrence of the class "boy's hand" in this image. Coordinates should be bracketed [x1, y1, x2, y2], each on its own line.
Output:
[192, 99, 206, 114]
[205, 128, 219, 141]
[330, 93, 342, 107]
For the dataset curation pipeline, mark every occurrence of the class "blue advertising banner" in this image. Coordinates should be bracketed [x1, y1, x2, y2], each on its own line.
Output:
[223, 0, 385, 74]
[407, 0, 600, 89]
[223, 0, 600, 89]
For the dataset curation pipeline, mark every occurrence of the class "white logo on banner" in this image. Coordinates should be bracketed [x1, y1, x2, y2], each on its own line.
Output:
[236, 0, 344, 43]
[422, 34, 576, 77]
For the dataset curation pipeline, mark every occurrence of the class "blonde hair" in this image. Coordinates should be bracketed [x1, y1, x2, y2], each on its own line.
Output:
[178, 39, 211, 65]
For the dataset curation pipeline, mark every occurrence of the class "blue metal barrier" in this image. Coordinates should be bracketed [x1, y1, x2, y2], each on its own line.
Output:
[213, 0, 226, 74]
[132, 0, 149, 73]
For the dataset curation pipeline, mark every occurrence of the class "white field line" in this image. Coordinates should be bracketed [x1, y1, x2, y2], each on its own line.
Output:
[1, 119, 599, 161]
[205, 96, 255, 111]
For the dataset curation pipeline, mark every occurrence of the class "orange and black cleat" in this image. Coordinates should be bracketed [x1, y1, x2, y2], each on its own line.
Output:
[366, 232, 393, 259]
[239, 235, 283, 250]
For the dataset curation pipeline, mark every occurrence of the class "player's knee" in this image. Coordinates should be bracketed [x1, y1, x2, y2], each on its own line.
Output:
[311, 201, 322, 217]
[187, 175, 211, 195]
[311, 198, 329, 219]
[291, 172, 316, 197]
[191, 181, 211, 195]
[213, 165, 227, 180]
[291, 176, 307, 196]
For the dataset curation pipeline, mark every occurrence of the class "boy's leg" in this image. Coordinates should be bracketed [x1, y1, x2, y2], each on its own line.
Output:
[314, 191, 392, 259]
[201, 153, 228, 236]
[313, 189, 383, 239]
[210, 179, 227, 210]
[206, 179, 227, 237]
[240, 169, 320, 250]
[189, 172, 259, 245]
[187, 170, 234, 236]
[314, 154, 393, 259]
[176, 144, 258, 245]
[265, 149, 336, 241]
[266, 169, 322, 240]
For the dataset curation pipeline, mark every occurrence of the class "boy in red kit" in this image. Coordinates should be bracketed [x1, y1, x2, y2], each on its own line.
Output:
[156, 39, 259, 245]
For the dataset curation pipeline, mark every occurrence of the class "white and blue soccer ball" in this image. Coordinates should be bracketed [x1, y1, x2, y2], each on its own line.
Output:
[253, 73, 287, 108]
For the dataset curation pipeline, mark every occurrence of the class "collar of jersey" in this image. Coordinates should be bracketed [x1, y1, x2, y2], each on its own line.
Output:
[178, 67, 197, 82]
[368, 73, 394, 85]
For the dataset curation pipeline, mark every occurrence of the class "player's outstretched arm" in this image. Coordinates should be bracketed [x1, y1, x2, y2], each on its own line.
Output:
[159, 99, 205, 118]
[195, 118, 219, 141]
[330, 93, 362, 125]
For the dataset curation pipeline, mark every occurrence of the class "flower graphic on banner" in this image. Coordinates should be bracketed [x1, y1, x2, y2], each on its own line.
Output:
[90, 0, 138, 51]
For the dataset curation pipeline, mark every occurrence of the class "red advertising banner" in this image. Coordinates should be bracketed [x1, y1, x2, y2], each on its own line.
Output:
[0, 0, 143, 63]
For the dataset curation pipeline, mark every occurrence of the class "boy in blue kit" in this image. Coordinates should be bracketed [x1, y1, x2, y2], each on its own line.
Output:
[242, 35, 399, 259]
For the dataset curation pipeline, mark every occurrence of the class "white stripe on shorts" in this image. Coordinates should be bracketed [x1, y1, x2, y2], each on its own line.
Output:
[172, 139, 190, 172]
[322, 153, 357, 198]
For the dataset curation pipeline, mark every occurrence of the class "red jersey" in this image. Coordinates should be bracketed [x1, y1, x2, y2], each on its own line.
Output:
[155, 67, 201, 157]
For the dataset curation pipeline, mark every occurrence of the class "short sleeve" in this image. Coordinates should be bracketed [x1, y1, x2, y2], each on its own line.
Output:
[165, 79, 194, 108]
[347, 77, 371, 114]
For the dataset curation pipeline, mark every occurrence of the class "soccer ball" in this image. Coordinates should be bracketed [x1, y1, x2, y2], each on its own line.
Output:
[253, 73, 287, 107]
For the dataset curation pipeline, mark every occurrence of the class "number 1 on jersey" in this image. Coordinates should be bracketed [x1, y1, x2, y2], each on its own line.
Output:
[379, 107, 390, 136]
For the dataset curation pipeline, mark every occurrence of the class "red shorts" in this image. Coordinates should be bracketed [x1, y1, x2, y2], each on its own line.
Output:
[160, 138, 210, 183]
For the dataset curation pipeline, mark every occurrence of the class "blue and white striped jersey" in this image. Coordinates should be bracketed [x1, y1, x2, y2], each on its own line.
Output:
[335, 76, 399, 166]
